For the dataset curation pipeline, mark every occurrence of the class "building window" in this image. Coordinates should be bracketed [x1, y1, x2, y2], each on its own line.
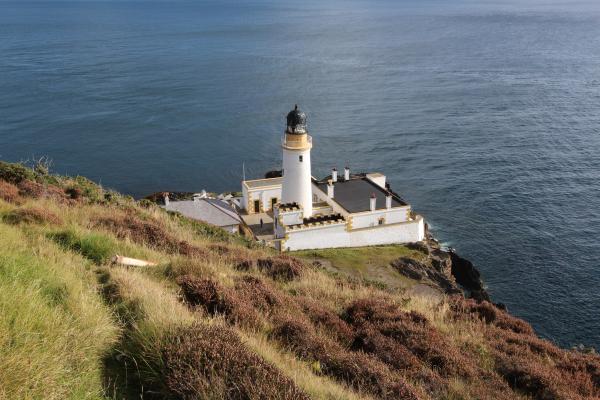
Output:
[378, 217, 385, 225]
[299, 155, 303, 162]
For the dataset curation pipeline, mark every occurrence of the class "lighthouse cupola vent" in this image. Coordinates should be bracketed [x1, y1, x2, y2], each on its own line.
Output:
[286, 104, 307, 134]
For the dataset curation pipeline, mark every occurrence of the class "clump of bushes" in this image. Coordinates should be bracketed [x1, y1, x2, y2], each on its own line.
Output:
[0, 180, 20, 203]
[93, 214, 207, 257]
[177, 275, 260, 328]
[161, 324, 310, 400]
[234, 275, 286, 316]
[49, 230, 116, 264]
[484, 325, 600, 398]
[343, 298, 475, 379]
[17, 180, 69, 203]
[451, 297, 534, 334]
[0, 161, 36, 184]
[270, 315, 420, 400]
[295, 296, 355, 345]
[3, 207, 62, 225]
[257, 255, 306, 281]
[68, 176, 104, 203]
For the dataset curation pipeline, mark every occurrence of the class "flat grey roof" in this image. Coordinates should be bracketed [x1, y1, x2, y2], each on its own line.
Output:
[315, 177, 407, 213]
[164, 198, 242, 227]
[244, 177, 282, 189]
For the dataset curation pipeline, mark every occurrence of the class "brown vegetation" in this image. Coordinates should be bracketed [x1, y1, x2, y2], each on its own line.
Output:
[3, 207, 62, 225]
[162, 324, 310, 400]
[271, 315, 421, 400]
[17, 179, 69, 203]
[344, 298, 476, 378]
[257, 255, 306, 281]
[177, 275, 260, 328]
[93, 213, 207, 257]
[295, 296, 355, 345]
[450, 297, 534, 334]
[0, 180, 20, 203]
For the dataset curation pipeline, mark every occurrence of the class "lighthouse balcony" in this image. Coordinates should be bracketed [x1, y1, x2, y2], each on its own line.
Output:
[282, 133, 312, 150]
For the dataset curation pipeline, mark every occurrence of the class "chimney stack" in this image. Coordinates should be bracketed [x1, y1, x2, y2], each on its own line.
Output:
[164, 193, 170, 207]
[370, 193, 376, 212]
[386, 193, 392, 209]
[332, 168, 338, 182]
[327, 179, 334, 198]
[344, 166, 350, 181]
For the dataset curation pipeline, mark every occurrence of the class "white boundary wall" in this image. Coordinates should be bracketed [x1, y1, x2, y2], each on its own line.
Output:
[282, 217, 425, 251]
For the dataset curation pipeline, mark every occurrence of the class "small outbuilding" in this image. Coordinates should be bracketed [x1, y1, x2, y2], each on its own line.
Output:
[163, 195, 242, 234]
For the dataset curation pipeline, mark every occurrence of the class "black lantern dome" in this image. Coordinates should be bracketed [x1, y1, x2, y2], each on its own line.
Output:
[286, 104, 307, 134]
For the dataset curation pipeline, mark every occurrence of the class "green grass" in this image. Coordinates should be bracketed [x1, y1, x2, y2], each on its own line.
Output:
[0, 224, 118, 400]
[294, 245, 425, 271]
[294, 245, 428, 290]
[49, 229, 118, 265]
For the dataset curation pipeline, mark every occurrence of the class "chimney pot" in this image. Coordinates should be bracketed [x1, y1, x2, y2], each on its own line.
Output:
[344, 166, 350, 181]
[332, 168, 338, 182]
[369, 193, 376, 211]
[327, 180, 335, 198]
[386, 193, 392, 209]
[164, 193, 170, 207]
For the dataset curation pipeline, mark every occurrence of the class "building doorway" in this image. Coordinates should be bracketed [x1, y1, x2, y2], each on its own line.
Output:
[271, 197, 278, 210]
[253, 200, 260, 213]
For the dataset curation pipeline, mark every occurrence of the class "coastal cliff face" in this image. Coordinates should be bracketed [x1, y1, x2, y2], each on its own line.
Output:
[0, 160, 599, 400]
[392, 235, 491, 302]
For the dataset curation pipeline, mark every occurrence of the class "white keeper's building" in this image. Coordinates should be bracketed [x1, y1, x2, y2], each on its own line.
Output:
[241, 105, 425, 251]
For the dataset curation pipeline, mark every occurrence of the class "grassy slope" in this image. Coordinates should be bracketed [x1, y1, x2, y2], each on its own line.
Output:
[293, 245, 428, 290]
[0, 160, 598, 400]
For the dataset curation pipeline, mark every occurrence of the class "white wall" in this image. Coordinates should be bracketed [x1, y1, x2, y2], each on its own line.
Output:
[282, 145, 313, 217]
[244, 186, 282, 213]
[366, 173, 386, 188]
[351, 206, 409, 229]
[281, 217, 425, 251]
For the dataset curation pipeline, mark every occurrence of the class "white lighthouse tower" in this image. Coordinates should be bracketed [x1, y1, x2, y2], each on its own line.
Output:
[281, 105, 313, 218]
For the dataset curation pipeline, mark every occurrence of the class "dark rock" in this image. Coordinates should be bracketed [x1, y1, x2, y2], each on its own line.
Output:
[405, 241, 430, 255]
[449, 251, 482, 291]
[391, 257, 462, 295]
[265, 170, 282, 179]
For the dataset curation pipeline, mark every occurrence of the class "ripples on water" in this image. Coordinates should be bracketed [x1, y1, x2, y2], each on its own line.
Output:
[1, 0, 599, 348]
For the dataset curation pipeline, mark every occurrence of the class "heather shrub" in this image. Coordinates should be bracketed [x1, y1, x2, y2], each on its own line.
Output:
[257, 255, 306, 281]
[233, 256, 254, 271]
[451, 297, 534, 335]
[0, 180, 20, 203]
[93, 214, 207, 257]
[162, 324, 310, 400]
[3, 207, 62, 225]
[234, 275, 286, 315]
[17, 180, 68, 202]
[177, 275, 260, 328]
[271, 315, 420, 400]
[344, 298, 476, 378]
[485, 325, 600, 398]
[295, 296, 355, 345]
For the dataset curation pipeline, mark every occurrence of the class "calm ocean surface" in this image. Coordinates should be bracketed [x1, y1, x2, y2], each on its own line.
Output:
[1, 0, 600, 348]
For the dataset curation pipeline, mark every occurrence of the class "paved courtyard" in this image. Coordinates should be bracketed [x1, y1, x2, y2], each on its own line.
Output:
[241, 211, 274, 241]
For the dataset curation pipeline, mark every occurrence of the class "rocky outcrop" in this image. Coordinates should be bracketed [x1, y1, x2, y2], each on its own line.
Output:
[448, 251, 490, 302]
[394, 234, 491, 302]
[391, 257, 462, 295]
